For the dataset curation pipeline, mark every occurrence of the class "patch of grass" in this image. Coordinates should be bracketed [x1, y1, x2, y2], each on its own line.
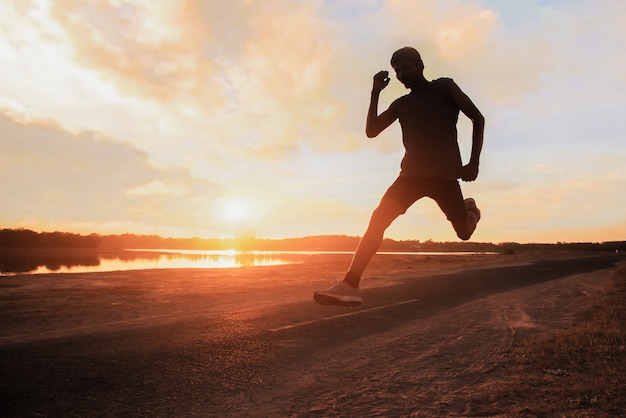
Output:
[497, 263, 626, 416]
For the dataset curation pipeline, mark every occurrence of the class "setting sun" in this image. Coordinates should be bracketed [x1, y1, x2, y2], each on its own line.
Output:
[218, 198, 254, 224]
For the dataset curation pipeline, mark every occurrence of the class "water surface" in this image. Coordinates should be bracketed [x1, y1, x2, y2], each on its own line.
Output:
[1, 249, 495, 275]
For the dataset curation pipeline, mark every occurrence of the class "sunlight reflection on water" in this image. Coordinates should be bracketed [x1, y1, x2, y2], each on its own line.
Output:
[29, 250, 297, 275]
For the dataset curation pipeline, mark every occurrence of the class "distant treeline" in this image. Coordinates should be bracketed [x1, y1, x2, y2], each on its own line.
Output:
[1, 228, 624, 253]
[0, 229, 100, 249]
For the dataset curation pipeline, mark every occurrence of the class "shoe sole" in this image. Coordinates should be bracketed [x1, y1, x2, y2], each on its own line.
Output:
[314, 292, 362, 307]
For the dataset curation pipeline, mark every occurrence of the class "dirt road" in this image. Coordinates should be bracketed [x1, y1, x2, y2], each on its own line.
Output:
[0, 254, 621, 416]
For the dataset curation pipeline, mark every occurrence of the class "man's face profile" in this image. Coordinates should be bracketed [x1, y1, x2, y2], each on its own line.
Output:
[391, 56, 423, 89]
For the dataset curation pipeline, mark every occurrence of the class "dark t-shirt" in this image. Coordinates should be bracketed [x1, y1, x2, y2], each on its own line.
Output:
[389, 78, 462, 179]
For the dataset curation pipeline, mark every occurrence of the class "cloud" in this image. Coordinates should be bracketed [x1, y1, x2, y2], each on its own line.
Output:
[45, 0, 353, 160]
[126, 180, 187, 197]
[0, 114, 220, 236]
[0, 115, 148, 221]
[50, 1, 223, 103]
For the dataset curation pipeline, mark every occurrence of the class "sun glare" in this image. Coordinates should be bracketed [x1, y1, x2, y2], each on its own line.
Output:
[218, 198, 253, 223]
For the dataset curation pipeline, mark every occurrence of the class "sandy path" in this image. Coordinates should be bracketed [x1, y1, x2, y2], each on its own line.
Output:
[265, 265, 617, 417]
[0, 253, 622, 417]
[247, 255, 621, 417]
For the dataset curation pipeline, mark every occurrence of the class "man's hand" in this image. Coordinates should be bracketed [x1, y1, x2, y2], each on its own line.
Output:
[372, 71, 390, 94]
[460, 162, 479, 182]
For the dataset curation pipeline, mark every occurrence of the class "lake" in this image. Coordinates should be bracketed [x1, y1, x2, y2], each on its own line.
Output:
[0, 249, 496, 276]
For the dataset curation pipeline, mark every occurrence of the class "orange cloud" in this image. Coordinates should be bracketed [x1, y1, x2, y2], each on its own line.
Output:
[50, 1, 216, 102]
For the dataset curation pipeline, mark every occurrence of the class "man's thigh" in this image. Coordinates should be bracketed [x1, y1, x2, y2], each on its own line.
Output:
[380, 176, 429, 212]
[427, 179, 467, 223]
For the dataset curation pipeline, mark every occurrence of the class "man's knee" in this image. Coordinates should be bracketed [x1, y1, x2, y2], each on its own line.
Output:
[370, 200, 404, 229]
[456, 229, 472, 241]
[368, 209, 393, 233]
[452, 220, 473, 241]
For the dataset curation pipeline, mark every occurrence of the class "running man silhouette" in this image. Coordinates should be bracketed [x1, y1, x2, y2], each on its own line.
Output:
[314, 47, 484, 306]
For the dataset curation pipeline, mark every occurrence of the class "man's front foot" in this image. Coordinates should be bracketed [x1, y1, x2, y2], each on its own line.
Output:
[314, 281, 362, 307]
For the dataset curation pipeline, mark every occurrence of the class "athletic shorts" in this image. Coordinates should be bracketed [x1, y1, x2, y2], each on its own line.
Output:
[381, 176, 467, 223]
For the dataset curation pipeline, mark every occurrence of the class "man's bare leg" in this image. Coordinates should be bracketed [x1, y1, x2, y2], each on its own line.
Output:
[343, 199, 405, 286]
[313, 199, 404, 306]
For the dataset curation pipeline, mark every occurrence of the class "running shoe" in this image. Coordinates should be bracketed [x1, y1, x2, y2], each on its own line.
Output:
[314, 281, 362, 307]
[464, 198, 481, 222]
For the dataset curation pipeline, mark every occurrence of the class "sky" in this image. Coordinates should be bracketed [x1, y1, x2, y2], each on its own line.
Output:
[1, 0, 625, 244]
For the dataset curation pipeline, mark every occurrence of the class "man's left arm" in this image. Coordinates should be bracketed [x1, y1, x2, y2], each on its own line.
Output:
[449, 81, 484, 182]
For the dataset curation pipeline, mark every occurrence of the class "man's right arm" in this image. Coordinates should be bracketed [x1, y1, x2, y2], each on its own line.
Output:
[366, 71, 397, 138]
[448, 80, 484, 182]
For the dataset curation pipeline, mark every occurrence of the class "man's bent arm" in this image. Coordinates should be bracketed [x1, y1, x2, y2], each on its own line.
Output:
[450, 81, 484, 181]
[366, 71, 396, 138]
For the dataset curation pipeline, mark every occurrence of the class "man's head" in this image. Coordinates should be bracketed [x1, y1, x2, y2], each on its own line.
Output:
[390, 47, 425, 89]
